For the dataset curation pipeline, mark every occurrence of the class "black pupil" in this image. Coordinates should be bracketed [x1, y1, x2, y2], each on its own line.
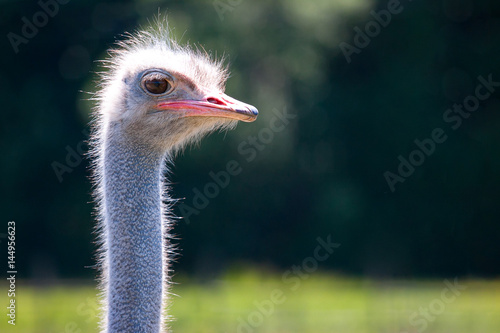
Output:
[145, 78, 169, 94]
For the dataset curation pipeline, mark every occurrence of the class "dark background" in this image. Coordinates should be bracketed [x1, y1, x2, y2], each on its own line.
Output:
[1, 0, 499, 281]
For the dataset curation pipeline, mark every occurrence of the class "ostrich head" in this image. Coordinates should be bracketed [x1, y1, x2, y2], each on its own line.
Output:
[91, 22, 258, 333]
[96, 25, 258, 152]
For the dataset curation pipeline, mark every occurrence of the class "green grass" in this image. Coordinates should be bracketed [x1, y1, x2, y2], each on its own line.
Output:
[1, 270, 500, 332]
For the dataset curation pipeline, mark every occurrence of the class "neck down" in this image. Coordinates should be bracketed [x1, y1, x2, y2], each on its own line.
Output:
[101, 125, 167, 333]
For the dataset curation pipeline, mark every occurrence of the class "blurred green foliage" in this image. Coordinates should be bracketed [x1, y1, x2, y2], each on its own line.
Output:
[0, 0, 499, 280]
[1, 271, 500, 332]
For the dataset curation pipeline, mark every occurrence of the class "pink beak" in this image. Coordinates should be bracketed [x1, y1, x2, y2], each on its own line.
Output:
[156, 92, 258, 122]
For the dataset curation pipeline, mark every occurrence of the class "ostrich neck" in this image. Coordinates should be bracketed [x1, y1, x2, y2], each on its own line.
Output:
[103, 124, 167, 333]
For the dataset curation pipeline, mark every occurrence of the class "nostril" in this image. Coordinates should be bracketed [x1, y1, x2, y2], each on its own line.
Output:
[207, 97, 225, 105]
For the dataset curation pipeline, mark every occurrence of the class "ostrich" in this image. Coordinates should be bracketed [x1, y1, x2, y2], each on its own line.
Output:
[90, 22, 257, 332]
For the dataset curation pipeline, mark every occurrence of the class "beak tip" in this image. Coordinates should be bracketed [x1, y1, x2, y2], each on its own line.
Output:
[235, 105, 258, 121]
[249, 106, 258, 117]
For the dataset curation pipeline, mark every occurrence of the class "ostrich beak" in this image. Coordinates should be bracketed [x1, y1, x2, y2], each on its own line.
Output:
[156, 92, 258, 122]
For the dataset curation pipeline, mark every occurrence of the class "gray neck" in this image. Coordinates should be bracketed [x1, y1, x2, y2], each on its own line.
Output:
[102, 124, 167, 333]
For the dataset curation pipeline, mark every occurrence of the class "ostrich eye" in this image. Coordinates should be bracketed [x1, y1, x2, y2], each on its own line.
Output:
[144, 78, 170, 94]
